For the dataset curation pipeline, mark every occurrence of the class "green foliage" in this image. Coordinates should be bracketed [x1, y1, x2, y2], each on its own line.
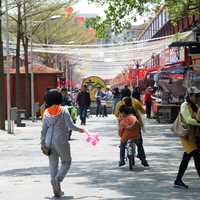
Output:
[89, 0, 161, 34]
[85, 17, 110, 39]
[8, 1, 96, 45]
[165, 0, 200, 22]
[89, 0, 200, 34]
[171, 32, 184, 43]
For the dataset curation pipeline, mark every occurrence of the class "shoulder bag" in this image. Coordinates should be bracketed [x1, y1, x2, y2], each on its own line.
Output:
[171, 112, 190, 137]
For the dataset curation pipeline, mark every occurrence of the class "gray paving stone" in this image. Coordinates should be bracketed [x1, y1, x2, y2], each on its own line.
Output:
[0, 116, 199, 200]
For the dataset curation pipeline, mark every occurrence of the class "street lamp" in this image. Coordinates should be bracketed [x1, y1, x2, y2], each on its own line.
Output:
[5, 0, 11, 133]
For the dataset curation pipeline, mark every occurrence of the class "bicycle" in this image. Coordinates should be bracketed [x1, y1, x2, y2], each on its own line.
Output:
[126, 139, 136, 170]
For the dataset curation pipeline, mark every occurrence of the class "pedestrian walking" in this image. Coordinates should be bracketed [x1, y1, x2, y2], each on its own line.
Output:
[102, 86, 112, 117]
[112, 87, 121, 113]
[144, 86, 154, 118]
[61, 88, 72, 106]
[76, 85, 91, 125]
[121, 85, 131, 97]
[174, 86, 200, 189]
[132, 86, 141, 102]
[41, 89, 84, 197]
[95, 87, 104, 117]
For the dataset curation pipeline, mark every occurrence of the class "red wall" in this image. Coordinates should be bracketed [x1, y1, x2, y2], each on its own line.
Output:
[34, 74, 58, 105]
[3, 73, 60, 114]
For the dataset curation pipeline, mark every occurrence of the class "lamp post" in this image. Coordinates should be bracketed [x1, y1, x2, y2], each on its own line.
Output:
[30, 15, 35, 122]
[5, 0, 11, 133]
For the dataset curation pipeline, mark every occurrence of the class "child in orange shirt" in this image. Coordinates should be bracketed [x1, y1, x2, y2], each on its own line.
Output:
[118, 105, 141, 166]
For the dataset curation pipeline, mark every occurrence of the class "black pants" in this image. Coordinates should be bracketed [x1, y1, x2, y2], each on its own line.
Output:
[146, 102, 152, 118]
[176, 150, 200, 181]
[135, 137, 147, 162]
[102, 105, 107, 117]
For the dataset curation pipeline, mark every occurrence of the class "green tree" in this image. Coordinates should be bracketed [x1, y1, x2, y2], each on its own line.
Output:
[89, 0, 200, 34]
[8, 0, 81, 117]
[85, 16, 110, 39]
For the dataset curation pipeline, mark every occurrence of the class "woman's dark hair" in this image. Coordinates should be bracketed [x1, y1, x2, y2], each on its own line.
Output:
[120, 87, 131, 98]
[113, 87, 120, 98]
[45, 89, 62, 107]
[114, 87, 120, 94]
[119, 105, 132, 115]
[61, 87, 68, 92]
[186, 94, 198, 112]
[123, 96, 140, 120]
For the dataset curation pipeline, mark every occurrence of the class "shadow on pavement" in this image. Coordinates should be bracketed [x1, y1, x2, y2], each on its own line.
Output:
[0, 166, 49, 177]
[45, 195, 74, 200]
[68, 158, 199, 200]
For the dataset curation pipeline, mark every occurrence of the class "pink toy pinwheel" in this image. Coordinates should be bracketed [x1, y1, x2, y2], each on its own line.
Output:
[84, 130, 100, 146]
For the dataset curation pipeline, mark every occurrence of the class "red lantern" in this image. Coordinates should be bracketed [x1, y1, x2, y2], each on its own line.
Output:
[75, 16, 85, 24]
[65, 6, 73, 15]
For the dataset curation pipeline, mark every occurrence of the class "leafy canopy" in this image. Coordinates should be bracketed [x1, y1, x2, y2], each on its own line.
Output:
[89, 0, 200, 34]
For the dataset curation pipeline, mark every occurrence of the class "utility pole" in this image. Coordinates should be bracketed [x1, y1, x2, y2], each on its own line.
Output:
[5, 0, 11, 133]
[16, 3, 21, 125]
[0, 0, 5, 130]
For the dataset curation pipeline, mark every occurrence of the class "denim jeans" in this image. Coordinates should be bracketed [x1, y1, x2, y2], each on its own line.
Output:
[96, 102, 102, 116]
[79, 106, 88, 124]
[120, 141, 127, 161]
[119, 136, 147, 162]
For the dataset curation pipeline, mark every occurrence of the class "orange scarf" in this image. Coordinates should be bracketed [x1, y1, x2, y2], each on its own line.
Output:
[46, 105, 62, 117]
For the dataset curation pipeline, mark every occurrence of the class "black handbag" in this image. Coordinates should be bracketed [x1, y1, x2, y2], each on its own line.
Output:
[41, 145, 51, 156]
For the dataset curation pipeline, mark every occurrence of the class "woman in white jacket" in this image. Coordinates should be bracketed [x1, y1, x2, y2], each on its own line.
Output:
[41, 89, 84, 197]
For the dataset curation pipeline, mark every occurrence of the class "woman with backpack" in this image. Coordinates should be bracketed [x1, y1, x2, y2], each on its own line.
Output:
[41, 89, 84, 197]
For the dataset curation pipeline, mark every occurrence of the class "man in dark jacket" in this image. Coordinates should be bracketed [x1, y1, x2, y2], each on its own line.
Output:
[132, 86, 141, 102]
[76, 85, 91, 125]
[121, 85, 131, 98]
[61, 88, 72, 106]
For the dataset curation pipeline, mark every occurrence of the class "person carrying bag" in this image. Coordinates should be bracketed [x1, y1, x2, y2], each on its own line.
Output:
[41, 89, 84, 197]
[172, 112, 190, 137]
[173, 87, 200, 189]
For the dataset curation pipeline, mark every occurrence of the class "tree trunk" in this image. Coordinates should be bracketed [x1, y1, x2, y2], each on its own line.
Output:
[0, 0, 5, 130]
[22, 0, 30, 118]
[23, 37, 30, 117]
[16, 4, 21, 110]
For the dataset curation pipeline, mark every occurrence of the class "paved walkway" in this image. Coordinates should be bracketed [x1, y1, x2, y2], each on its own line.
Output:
[0, 116, 199, 200]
